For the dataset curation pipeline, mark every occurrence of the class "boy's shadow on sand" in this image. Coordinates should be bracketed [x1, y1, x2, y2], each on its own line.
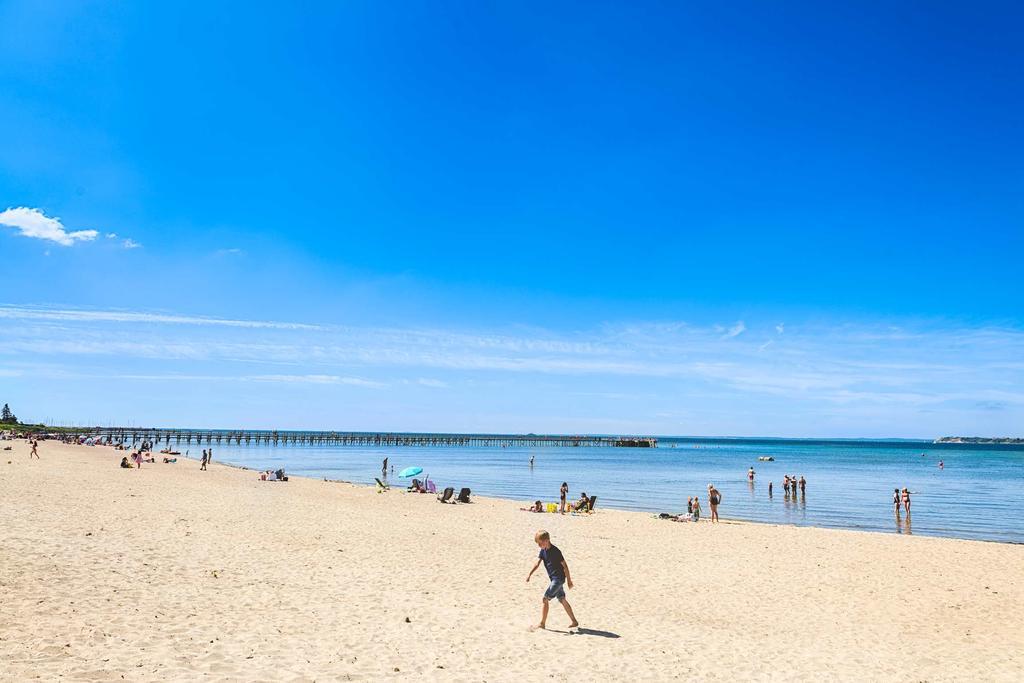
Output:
[550, 627, 620, 638]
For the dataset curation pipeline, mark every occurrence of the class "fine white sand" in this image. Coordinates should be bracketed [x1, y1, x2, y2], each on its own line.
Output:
[1, 439, 1022, 681]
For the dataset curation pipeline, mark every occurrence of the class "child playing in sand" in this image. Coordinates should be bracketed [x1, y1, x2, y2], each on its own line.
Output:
[526, 530, 578, 631]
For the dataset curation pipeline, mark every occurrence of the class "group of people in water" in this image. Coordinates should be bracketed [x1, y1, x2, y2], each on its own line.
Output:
[748, 467, 807, 498]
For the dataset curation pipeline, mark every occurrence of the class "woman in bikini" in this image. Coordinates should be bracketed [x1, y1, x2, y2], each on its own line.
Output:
[559, 482, 568, 514]
[902, 488, 911, 515]
[893, 488, 901, 515]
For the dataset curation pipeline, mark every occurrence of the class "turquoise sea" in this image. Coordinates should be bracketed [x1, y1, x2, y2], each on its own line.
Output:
[204, 437, 1024, 543]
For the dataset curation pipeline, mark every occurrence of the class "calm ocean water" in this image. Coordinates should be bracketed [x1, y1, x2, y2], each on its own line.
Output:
[204, 437, 1024, 543]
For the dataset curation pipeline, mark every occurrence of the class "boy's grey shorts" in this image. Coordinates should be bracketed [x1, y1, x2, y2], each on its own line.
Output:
[543, 578, 566, 601]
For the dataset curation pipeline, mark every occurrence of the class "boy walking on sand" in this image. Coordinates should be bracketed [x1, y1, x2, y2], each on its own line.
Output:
[526, 530, 578, 631]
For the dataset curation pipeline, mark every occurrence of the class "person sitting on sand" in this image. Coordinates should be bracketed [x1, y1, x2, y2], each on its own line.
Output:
[408, 479, 424, 493]
[573, 492, 590, 512]
[120, 456, 132, 468]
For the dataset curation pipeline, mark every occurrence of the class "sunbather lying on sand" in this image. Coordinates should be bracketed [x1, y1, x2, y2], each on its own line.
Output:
[520, 500, 544, 513]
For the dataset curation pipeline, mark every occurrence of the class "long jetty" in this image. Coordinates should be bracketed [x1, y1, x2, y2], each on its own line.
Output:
[78, 428, 657, 448]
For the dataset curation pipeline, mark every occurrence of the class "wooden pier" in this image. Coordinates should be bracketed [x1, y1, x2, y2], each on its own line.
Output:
[78, 428, 656, 448]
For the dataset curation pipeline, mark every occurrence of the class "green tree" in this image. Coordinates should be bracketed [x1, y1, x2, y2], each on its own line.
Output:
[0, 403, 17, 424]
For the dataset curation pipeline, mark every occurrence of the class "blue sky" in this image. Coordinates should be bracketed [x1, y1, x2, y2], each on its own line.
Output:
[1, 2, 1021, 436]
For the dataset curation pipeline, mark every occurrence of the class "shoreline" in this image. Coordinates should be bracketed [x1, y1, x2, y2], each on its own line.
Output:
[3, 439, 1023, 681]
[212, 451, 1024, 547]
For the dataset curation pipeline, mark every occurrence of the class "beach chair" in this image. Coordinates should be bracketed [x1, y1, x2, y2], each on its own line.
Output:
[375, 477, 390, 493]
[587, 495, 597, 512]
[456, 487, 471, 503]
[437, 487, 454, 503]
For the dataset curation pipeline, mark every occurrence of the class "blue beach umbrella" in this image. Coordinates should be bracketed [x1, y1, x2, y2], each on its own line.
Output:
[398, 466, 423, 478]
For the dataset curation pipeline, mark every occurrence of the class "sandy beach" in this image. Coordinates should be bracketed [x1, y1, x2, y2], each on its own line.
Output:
[1, 440, 1022, 681]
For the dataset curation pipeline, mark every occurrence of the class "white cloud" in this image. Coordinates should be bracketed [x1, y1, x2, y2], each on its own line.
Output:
[122, 238, 142, 249]
[776, 323, 785, 334]
[216, 248, 243, 256]
[0, 305, 321, 330]
[723, 321, 746, 338]
[249, 374, 386, 388]
[417, 378, 449, 388]
[106, 232, 118, 239]
[0, 207, 98, 246]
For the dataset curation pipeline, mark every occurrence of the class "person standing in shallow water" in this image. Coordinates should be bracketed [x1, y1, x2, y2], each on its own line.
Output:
[799, 476, 806, 495]
[707, 484, 722, 523]
[382, 457, 388, 478]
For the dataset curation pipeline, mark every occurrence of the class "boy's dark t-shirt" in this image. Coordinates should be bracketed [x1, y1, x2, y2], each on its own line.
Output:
[539, 544, 566, 580]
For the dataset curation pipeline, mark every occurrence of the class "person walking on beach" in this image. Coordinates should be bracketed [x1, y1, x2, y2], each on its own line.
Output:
[30, 440, 39, 459]
[382, 457, 388, 478]
[559, 482, 568, 514]
[526, 530, 578, 632]
[200, 449, 208, 471]
[708, 484, 722, 523]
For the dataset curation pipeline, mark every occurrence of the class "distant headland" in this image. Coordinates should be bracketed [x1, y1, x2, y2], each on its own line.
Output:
[935, 436, 1024, 445]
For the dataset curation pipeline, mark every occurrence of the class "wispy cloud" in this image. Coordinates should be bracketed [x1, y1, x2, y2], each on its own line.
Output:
[0, 305, 320, 330]
[776, 323, 785, 334]
[122, 238, 142, 249]
[2, 305, 1022, 432]
[722, 321, 746, 338]
[249, 374, 386, 388]
[0, 207, 97, 246]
